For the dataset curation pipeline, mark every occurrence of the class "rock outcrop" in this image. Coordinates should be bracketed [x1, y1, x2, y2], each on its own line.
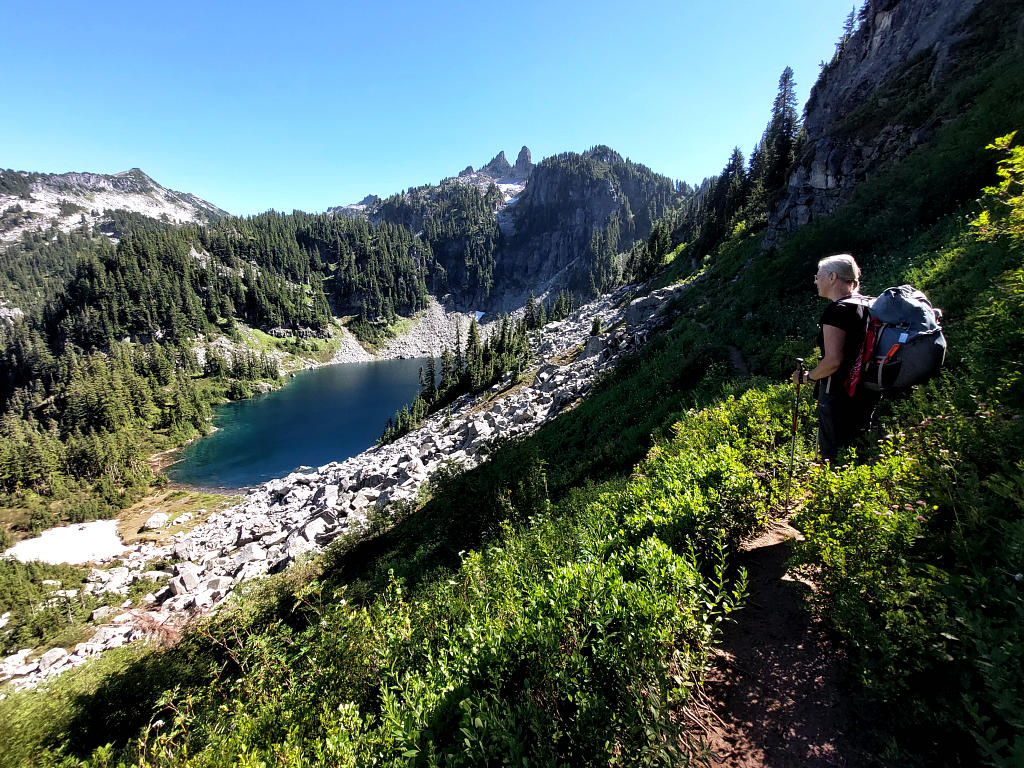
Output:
[513, 146, 534, 179]
[480, 151, 513, 178]
[767, 0, 986, 241]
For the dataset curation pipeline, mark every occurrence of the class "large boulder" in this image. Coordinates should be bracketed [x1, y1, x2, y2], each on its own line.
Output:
[38, 647, 68, 672]
[174, 562, 202, 592]
[312, 484, 340, 509]
[142, 512, 170, 530]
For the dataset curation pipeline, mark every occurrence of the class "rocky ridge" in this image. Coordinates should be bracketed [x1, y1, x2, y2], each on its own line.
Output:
[0, 281, 693, 693]
[329, 147, 534, 219]
[0, 168, 228, 244]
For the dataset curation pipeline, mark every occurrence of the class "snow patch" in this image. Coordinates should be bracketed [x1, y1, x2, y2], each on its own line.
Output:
[5, 520, 126, 564]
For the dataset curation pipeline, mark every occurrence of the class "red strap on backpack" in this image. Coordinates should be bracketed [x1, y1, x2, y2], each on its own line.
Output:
[845, 316, 881, 396]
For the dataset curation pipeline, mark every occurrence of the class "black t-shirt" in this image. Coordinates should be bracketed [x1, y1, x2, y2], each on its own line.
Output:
[818, 297, 869, 385]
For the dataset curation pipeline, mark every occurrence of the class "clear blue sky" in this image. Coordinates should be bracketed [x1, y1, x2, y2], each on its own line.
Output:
[4, 1, 854, 216]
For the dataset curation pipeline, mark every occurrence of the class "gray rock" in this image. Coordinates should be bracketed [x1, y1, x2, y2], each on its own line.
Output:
[90, 606, 115, 622]
[174, 562, 202, 592]
[470, 420, 493, 439]
[313, 484, 340, 509]
[231, 543, 266, 573]
[261, 529, 288, 547]
[303, 516, 330, 542]
[204, 576, 234, 592]
[164, 594, 195, 612]
[174, 541, 198, 561]
[38, 647, 69, 671]
[282, 486, 313, 507]
[139, 570, 173, 582]
[236, 560, 271, 581]
[142, 512, 170, 530]
[286, 534, 315, 561]
[583, 335, 603, 358]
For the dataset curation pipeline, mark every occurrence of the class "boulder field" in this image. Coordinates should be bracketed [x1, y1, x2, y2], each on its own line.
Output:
[1, 281, 691, 691]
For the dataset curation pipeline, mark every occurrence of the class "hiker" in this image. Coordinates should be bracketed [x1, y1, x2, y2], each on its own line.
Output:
[791, 254, 880, 463]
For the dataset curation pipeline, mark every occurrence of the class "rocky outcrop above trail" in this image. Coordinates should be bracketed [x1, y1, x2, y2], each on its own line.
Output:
[1, 280, 695, 693]
[766, 0, 985, 241]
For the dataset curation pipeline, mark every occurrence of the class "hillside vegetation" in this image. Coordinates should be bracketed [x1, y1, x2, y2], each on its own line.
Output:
[1, 4, 1023, 766]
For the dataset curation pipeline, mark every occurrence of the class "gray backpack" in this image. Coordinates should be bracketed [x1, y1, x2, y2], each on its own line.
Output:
[845, 285, 947, 394]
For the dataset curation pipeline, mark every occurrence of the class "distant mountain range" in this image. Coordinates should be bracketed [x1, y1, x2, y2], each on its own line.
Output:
[0, 168, 227, 245]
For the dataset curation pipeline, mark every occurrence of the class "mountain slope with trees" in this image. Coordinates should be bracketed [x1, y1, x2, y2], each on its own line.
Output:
[1, 1, 1023, 764]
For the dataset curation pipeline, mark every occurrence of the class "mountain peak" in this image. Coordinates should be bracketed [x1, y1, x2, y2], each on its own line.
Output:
[513, 146, 533, 179]
[481, 151, 512, 178]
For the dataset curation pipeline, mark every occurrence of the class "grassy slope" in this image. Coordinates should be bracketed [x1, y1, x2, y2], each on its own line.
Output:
[2, 18, 1023, 767]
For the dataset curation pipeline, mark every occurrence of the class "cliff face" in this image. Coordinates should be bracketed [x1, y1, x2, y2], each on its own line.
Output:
[485, 147, 679, 311]
[491, 158, 624, 306]
[768, 0, 987, 240]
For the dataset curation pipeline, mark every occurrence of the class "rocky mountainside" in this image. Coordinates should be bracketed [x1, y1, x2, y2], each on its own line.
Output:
[330, 145, 683, 311]
[0, 167, 228, 244]
[768, 0, 990, 238]
[328, 146, 534, 223]
[1, 280, 692, 692]
[492, 146, 680, 311]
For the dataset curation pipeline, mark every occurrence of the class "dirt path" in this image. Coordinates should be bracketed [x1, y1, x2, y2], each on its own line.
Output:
[700, 519, 880, 767]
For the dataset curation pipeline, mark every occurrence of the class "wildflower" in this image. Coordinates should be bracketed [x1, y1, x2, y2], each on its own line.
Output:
[915, 515, 926, 522]
[890, 504, 900, 511]
[916, 500, 927, 507]
[853, 503, 862, 509]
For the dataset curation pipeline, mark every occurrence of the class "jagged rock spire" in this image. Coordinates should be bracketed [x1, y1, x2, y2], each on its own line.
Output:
[513, 146, 533, 179]
[481, 151, 513, 178]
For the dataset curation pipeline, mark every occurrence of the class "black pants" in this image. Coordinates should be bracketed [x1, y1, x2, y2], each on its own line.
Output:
[816, 378, 881, 463]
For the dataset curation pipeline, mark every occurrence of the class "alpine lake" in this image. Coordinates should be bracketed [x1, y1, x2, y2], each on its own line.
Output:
[166, 358, 427, 490]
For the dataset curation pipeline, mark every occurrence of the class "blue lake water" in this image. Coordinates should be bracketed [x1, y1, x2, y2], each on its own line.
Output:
[166, 358, 426, 490]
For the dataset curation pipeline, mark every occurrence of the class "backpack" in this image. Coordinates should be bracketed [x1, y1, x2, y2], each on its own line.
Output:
[844, 285, 947, 396]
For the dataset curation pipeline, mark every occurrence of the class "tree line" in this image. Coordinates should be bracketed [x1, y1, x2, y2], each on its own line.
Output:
[379, 290, 578, 444]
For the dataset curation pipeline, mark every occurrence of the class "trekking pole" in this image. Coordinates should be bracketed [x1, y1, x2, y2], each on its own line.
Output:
[784, 358, 805, 514]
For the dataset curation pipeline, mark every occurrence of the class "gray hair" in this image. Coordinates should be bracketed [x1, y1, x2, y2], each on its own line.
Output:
[818, 254, 861, 290]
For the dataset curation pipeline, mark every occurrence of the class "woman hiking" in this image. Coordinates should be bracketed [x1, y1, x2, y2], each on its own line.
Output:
[792, 254, 880, 463]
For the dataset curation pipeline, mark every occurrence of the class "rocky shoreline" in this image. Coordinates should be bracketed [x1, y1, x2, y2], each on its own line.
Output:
[1, 282, 691, 693]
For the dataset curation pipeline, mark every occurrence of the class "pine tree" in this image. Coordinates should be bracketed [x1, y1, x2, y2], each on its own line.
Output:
[424, 356, 437, 402]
